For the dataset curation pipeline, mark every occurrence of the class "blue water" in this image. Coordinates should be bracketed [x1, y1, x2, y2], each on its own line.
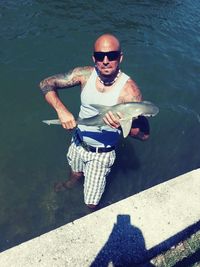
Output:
[0, 0, 200, 251]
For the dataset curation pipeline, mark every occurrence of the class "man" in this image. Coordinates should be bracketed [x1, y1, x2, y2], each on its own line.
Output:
[39, 34, 149, 209]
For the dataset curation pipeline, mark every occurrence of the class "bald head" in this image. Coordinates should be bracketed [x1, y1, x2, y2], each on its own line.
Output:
[94, 34, 121, 52]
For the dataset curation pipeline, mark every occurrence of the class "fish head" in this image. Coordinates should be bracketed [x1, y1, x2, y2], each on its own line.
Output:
[116, 101, 159, 138]
[122, 101, 159, 117]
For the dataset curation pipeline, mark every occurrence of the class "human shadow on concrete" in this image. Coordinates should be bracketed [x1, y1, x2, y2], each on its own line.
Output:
[90, 216, 200, 267]
[90, 214, 154, 267]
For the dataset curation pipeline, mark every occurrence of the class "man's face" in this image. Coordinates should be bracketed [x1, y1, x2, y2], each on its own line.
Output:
[92, 38, 123, 76]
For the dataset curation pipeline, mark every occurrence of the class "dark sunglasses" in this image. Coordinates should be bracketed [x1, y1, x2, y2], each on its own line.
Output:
[93, 51, 121, 62]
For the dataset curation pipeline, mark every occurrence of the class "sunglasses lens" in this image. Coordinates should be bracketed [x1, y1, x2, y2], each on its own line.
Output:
[94, 51, 121, 61]
[107, 51, 120, 61]
[93, 52, 105, 61]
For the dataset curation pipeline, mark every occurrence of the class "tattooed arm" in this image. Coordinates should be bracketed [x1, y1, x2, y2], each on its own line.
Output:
[121, 79, 149, 140]
[122, 79, 149, 140]
[39, 66, 93, 130]
[103, 78, 142, 128]
[118, 79, 143, 103]
[103, 78, 150, 140]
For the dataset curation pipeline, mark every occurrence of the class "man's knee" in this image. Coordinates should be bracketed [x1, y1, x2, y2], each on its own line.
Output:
[71, 171, 83, 179]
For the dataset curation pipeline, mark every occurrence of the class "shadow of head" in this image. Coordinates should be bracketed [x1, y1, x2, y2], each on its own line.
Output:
[90, 214, 154, 267]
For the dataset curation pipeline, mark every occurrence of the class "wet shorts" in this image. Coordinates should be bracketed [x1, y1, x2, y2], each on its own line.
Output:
[67, 142, 116, 205]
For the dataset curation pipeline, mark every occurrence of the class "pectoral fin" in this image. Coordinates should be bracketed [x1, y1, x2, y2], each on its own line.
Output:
[119, 119, 133, 138]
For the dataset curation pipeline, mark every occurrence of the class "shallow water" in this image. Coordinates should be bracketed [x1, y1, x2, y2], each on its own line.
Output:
[0, 0, 200, 251]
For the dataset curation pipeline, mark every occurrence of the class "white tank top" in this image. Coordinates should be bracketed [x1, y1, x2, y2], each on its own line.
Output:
[77, 68, 129, 147]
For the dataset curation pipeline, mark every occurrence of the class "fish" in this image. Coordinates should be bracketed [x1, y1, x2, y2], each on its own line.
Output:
[42, 101, 159, 138]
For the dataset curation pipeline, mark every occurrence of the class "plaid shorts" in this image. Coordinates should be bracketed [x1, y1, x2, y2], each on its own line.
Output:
[67, 142, 116, 205]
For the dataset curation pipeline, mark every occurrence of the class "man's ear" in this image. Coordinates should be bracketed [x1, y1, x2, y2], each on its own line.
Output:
[119, 52, 123, 63]
[92, 55, 96, 64]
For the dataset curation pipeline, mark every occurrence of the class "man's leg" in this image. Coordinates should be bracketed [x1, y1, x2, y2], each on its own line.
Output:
[83, 150, 116, 209]
[54, 143, 84, 192]
[62, 170, 83, 188]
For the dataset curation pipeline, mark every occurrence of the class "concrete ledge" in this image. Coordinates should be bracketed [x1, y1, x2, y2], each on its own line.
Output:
[0, 169, 200, 266]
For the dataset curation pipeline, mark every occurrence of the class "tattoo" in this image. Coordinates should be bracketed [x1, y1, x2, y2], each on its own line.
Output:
[118, 78, 142, 103]
[39, 66, 93, 95]
[118, 92, 142, 103]
[130, 93, 142, 102]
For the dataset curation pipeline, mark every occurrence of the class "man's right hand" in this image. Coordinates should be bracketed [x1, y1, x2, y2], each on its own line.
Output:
[57, 110, 77, 130]
[103, 111, 122, 129]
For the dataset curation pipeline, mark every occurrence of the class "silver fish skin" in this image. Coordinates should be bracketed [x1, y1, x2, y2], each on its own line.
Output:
[42, 101, 159, 138]
[77, 101, 159, 137]
[42, 119, 61, 125]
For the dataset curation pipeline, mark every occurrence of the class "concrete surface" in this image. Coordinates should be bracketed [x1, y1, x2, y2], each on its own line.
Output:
[0, 168, 200, 266]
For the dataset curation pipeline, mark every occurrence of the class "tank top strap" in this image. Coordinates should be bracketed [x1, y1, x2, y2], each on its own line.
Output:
[111, 72, 130, 99]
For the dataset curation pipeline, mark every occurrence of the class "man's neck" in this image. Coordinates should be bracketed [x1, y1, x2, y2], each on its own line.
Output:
[95, 67, 121, 86]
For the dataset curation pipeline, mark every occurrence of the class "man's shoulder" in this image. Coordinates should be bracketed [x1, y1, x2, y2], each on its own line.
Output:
[121, 72, 137, 87]
[73, 66, 94, 77]
[126, 78, 139, 88]
[118, 75, 142, 102]
[72, 66, 94, 84]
